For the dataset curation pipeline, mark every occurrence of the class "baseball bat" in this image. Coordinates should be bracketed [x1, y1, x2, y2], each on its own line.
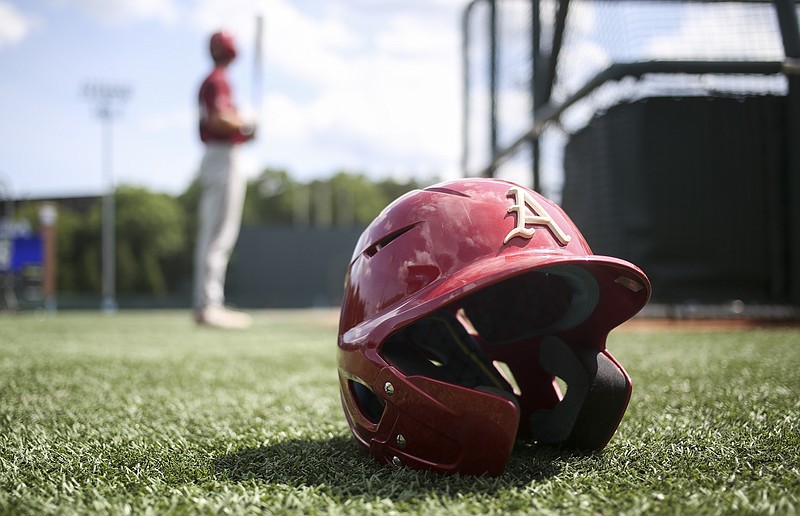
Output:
[252, 12, 264, 116]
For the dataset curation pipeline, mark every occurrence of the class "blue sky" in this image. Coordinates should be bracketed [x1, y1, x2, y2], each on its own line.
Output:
[0, 0, 466, 199]
[0, 1, 789, 201]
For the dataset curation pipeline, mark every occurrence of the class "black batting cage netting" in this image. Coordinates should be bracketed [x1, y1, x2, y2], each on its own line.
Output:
[463, 0, 800, 312]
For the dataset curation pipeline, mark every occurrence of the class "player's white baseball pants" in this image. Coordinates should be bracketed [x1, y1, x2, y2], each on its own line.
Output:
[193, 142, 247, 312]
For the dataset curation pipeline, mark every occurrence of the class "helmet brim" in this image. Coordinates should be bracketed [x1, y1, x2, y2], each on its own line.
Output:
[344, 251, 651, 350]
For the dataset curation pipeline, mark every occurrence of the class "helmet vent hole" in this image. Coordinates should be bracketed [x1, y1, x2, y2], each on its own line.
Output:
[493, 361, 521, 396]
[349, 381, 385, 424]
[419, 348, 444, 368]
[364, 224, 419, 258]
[423, 186, 471, 198]
[555, 376, 568, 398]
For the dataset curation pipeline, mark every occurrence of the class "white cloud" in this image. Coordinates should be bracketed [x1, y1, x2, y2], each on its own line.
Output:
[375, 13, 455, 58]
[0, 1, 42, 49]
[568, 1, 597, 35]
[139, 0, 464, 184]
[645, 3, 783, 60]
[198, 0, 465, 180]
[47, 0, 179, 25]
[6, 0, 466, 196]
[191, 0, 272, 39]
[142, 107, 193, 132]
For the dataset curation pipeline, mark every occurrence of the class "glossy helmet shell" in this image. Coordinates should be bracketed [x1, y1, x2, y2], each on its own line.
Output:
[210, 31, 237, 62]
[337, 178, 651, 476]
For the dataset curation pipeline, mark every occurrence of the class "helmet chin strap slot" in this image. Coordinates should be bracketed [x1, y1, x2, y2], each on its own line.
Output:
[529, 336, 631, 451]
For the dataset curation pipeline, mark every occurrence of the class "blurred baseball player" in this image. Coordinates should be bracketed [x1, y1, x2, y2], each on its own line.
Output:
[193, 31, 256, 329]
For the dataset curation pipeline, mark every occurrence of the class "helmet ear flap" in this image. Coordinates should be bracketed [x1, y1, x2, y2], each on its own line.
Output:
[529, 336, 631, 451]
[476, 385, 521, 415]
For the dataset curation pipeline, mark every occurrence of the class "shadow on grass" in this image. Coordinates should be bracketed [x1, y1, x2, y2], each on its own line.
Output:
[214, 435, 574, 498]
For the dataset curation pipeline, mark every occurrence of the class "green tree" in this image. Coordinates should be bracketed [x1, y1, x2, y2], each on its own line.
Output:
[241, 169, 432, 228]
[18, 186, 189, 296]
[377, 177, 427, 208]
[327, 171, 392, 227]
[114, 185, 186, 295]
[243, 168, 295, 226]
[54, 207, 97, 292]
[13, 169, 436, 299]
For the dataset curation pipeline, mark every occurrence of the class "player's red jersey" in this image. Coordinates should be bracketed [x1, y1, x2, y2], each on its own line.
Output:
[198, 67, 248, 144]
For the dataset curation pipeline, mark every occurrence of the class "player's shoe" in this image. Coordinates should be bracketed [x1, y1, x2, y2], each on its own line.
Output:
[195, 305, 252, 330]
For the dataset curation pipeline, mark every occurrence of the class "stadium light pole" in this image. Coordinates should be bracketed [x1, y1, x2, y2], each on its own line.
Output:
[0, 175, 18, 311]
[82, 81, 131, 313]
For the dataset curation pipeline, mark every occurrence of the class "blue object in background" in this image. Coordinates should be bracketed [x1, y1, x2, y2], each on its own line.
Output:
[9, 236, 43, 273]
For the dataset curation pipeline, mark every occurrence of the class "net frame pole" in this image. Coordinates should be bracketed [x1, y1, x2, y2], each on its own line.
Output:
[476, 60, 784, 178]
[462, 5, 470, 177]
[531, 0, 542, 191]
[488, 0, 499, 178]
[773, 0, 800, 304]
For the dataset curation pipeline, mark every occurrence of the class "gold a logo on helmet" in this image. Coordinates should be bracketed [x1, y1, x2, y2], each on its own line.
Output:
[504, 186, 571, 246]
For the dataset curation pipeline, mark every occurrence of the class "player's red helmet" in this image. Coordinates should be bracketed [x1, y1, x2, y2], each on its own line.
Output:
[337, 178, 651, 476]
[210, 31, 237, 62]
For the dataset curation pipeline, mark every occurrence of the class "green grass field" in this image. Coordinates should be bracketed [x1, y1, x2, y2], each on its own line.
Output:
[1, 310, 798, 514]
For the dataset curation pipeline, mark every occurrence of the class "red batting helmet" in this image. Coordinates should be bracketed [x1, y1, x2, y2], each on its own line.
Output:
[210, 31, 237, 62]
[337, 178, 651, 476]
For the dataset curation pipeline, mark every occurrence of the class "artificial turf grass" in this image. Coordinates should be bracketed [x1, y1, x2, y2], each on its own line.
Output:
[0, 310, 798, 514]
